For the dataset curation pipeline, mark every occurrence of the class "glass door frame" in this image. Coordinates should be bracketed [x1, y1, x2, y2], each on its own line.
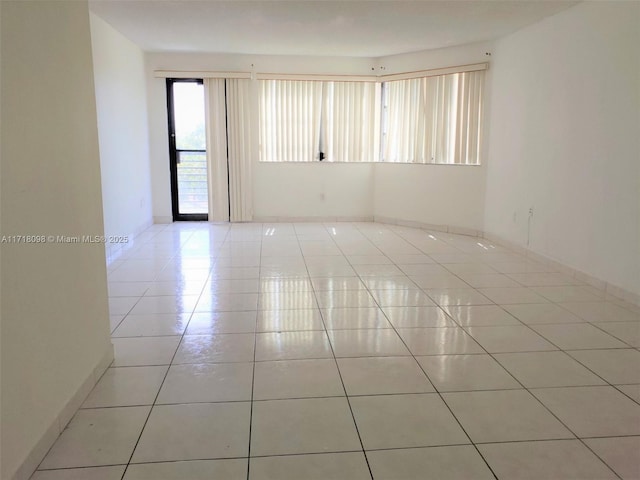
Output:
[166, 78, 208, 221]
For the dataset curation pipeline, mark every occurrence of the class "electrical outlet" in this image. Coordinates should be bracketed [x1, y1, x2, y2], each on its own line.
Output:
[529, 207, 534, 217]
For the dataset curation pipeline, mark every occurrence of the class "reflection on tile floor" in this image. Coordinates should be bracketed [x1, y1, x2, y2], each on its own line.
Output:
[34, 222, 640, 479]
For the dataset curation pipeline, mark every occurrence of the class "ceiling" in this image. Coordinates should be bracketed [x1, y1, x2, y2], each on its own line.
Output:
[89, 0, 578, 58]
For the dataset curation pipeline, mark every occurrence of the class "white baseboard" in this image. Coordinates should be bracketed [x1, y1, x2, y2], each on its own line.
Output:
[13, 344, 114, 480]
[253, 215, 374, 223]
[374, 216, 639, 307]
[104, 218, 154, 267]
[374, 216, 482, 237]
[482, 231, 640, 308]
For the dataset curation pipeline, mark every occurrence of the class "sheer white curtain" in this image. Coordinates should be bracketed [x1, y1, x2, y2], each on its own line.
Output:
[204, 78, 229, 221]
[226, 79, 253, 221]
[259, 80, 323, 162]
[321, 81, 379, 162]
[383, 70, 484, 164]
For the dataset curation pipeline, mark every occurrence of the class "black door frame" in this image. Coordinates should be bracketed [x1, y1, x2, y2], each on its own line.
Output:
[166, 78, 208, 222]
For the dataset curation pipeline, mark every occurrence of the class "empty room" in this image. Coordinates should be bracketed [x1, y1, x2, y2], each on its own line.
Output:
[1, 1, 639, 479]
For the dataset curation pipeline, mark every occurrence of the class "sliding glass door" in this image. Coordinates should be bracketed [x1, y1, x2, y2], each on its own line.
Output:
[166, 79, 209, 221]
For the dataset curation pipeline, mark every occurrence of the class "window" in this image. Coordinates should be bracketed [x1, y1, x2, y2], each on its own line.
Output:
[259, 79, 379, 162]
[382, 71, 484, 165]
[258, 68, 485, 165]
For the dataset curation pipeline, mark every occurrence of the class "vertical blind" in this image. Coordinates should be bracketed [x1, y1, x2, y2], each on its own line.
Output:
[258, 70, 484, 164]
[204, 78, 229, 221]
[382, 70, 484, 164]
[226, 79, 254, 221]
[259, 80, 380, 163]
[259, 80, 323, 162]
[321, 82, 380, 162]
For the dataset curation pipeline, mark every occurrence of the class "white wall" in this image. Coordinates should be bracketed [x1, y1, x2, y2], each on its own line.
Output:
[372, 41, 493, 230]
[254, 162, 373, 220]
[1, 2, 113, 479]
[484, 1, 640, 296]
[90, 13, 153, 255]
[374, 164, 486, 230]
[145, 52, 376, 222]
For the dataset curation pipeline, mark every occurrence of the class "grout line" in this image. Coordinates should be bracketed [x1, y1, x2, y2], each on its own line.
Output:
[305, 224, 375, 480]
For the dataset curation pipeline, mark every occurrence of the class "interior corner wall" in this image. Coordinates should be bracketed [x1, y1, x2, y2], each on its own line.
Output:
[90, 13, 153, 245]
[1, 2, 112, 479]
[484, 1, 640, 296]
[372, 41, 493, 231]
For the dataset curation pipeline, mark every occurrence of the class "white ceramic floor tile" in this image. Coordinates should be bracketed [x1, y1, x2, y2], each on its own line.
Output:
[83, 366, 168, 408]
[32, 466, 126, 480]
[583, 436, 640, 480]
[398, 264, 450, 276]
[256, 309, 324, 332]
[350, 393, 469, 449]
[185, 311, 257, 335]
[478, 440, 617, 480]
[321, 307, 391, 329]
[259, 277, 313, 292]
[124, 459, 247, 480]
[128, 295, 199, 315]
[382, 306, 456, 328]
[445, 305, 521, 327]
[157, 363, 253, 404]
[360, 276, 418, 290]
[532, 286, 605, 303]
[205, 278, 260, 294]
[531, 323, 627, 349]
[442, 389, 573, 443]
[196, 293, 259, 312]
[478, 288, 549, 305]
[315, 290, 377, 308]
[617, 384, 640, 403]
[258, 292, 317, 310]
[338, 356, 434, 395]
[506, 272, 583, 286]
[592, 321, 640, 347]
[425, 288, 493, 306]
[532, 386, 640, 437]
[173, 334, 255, 364]
[494, 351, 606, 388]
[112, 337, 181, 366]
[559, 301, 640, 322]
[108, 297, 139, 315]
[250, 397, 361, 456]
[458, 273, 522, 288]
[568, 349, 640, 384]
[311, 277, 365, 291]
[501, 303, 585, 324]
[397, 327, 485, 355]
[255, 331, 332, 361]
[253, 359, 344, 400]
[464, 325, 557, 353]
[111, 313, 190, 337]
[327, 329, 410, 357]
[418, 354, 520, 392]
[249, 452, 370, 480]
[108, 282, 151, 297]
[410, 274, 471, 290]
[367, 445, 495, 480]
[131, 403, 250, 463]
[39, 407, 150, 469]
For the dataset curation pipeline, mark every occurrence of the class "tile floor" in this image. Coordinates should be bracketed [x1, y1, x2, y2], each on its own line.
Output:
[33, 222, 640, 480]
